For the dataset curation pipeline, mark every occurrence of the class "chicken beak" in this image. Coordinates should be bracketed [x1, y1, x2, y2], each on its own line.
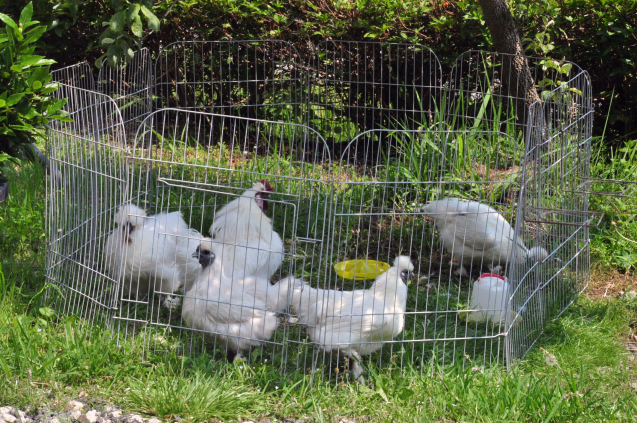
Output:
[255, 193, 269, 214]
[198, 251, 215, 269]
[192, 251, 199, 259]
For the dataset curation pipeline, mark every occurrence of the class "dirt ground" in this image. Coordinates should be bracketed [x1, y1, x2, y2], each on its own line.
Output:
[588, 267, 637, 299]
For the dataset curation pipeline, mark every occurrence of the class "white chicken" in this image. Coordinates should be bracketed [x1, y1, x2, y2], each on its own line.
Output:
[209, 180, 284, 281]
[104, 203, 203, 309]
[280, 256, 414, 381]
[182, 238, 288, 362]
[422, 198, 549, 277]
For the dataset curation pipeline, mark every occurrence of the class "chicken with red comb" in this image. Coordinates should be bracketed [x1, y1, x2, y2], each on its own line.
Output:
[258, 179, 274, 192]
[208, 180, 284, 281]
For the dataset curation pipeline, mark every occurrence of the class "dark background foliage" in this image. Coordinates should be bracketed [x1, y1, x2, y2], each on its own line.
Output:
[1, 0, 635, 146]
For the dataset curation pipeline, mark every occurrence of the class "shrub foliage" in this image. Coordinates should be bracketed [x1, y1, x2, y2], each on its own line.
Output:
[0, 0, 635, 142]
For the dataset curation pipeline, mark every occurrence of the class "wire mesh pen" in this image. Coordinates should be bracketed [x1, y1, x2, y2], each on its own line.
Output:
[45, 41, 609, 381]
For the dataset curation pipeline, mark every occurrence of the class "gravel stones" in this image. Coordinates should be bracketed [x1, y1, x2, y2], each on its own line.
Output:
[0, 400, 285, 423]
[0, 401, 155, 423]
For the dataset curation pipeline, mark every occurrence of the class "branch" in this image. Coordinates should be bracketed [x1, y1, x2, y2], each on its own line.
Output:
[25, 143, 50, 169]
[24, 143, 66, 187]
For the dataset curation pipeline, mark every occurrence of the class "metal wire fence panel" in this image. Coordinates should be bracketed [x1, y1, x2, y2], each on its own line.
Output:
[44, 43, 598, 378]
[523, 67, 593, 347]
[46, 84, 128, 330]
[309, 41, 444, 146]
[329, 129, 528, 372]
[114, 109, 333, 369]
[446, 51, 595, 365]
[154, 41, 306, 124]
[51, 62, 96, 92]
[97, 48, 153, 142]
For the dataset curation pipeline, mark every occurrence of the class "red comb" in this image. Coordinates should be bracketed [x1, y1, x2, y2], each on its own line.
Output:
[258, 179, 273, 192]
[479, 273, 505, 280]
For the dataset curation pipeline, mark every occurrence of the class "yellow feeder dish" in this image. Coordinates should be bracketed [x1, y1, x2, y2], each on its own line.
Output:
[334, 260, 391, 280]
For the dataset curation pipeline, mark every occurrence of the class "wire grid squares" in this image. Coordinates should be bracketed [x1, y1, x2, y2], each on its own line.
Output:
[45, 42, 595, 380]
[48, 63, 128, 328]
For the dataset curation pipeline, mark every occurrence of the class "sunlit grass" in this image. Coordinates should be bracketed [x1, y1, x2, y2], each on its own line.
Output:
[1, 150, 637, 420]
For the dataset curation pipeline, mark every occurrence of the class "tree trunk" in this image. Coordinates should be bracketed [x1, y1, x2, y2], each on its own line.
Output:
[478, 0, 542, 139]
[0, 182, 8, 203]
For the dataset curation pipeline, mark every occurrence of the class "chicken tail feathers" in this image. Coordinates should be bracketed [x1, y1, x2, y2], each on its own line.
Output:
[276, 276, 310, 312]
[528, 246, 549, 263]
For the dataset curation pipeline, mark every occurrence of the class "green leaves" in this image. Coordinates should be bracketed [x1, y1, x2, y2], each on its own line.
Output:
[109, 11, 126, 33]
[39, 307, 55, 318]
[95, 1, 163, 69]
[22, 25, 46, 46]
[131, 15, 143, 37]
[0, 2, 65, 182]
[140, 5, 159, 31]
[19, 2, 34, 30]
[127, 3, 141, 22]
[0, 14, 19, 33]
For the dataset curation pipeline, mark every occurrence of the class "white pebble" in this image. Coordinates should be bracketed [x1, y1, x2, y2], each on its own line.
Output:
[128, 415, 144, 423]
[80, 410, 98, 423]
[1, 413, 16, 423]
[67, 401, 85, 411]
[147, 418, 162, 423]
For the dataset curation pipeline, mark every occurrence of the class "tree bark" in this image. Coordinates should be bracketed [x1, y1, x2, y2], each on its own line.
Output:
[477, 0, 541, 136]
[0, 182, 8, 203]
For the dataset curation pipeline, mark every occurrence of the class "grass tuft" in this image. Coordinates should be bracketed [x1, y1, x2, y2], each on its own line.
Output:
[128, 369, 265, 421]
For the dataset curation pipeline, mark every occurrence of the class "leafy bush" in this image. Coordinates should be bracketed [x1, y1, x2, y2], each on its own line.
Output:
[0, 2, 68, 184]
[94, 0, 161, 68]
[6, 0, 627, 144]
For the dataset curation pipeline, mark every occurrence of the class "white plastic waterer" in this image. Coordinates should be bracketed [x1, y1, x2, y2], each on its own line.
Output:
[466, 273, 510, 324]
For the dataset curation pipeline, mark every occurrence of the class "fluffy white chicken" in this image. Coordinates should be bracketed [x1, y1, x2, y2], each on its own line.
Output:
[209, 180, 284, 281]
[422, 198, 549, 277]
[104, 203, 203, 309]
[280, 256, 414, 380]
[182, 238, 288, 362]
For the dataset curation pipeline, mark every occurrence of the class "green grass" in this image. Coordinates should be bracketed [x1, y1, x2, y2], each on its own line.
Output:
[1, 138, 637, 421]
[589, 139, 637, 273]
[2, 82, 635, 419]
[1, 277, 636, 421]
